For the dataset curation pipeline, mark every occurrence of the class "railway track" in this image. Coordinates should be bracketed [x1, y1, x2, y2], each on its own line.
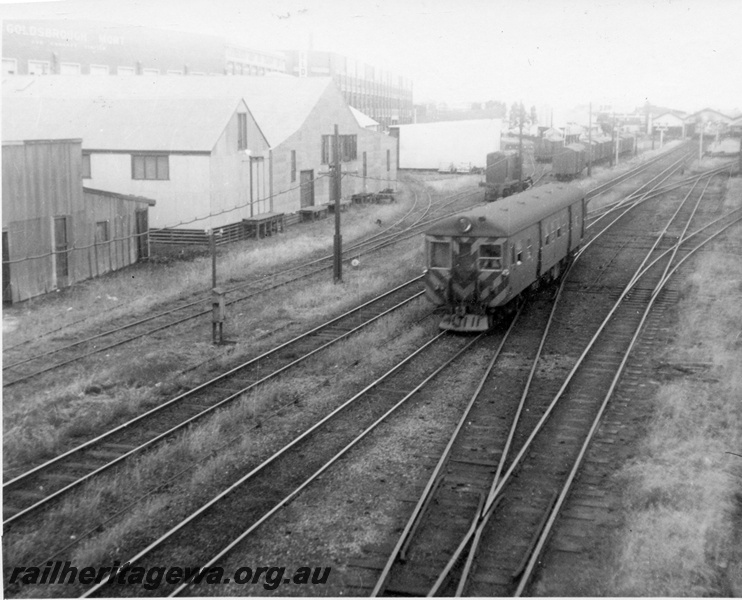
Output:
[2, 179, 487, 389]
[2, 145, 693, 389]
[2, 146, 736, 600]
[2, 279, 426, 529]
[74, 326, 497, 596]
[364, 168, 740, 595]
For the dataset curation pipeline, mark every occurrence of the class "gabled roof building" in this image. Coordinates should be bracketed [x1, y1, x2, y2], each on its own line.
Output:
[3, 74, 398, 242]
[4, 75, 271, 240]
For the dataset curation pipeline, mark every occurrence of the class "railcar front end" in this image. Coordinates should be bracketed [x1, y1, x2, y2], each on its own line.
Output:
[424, 183, 586, 333]
[424, 221, 510, 332]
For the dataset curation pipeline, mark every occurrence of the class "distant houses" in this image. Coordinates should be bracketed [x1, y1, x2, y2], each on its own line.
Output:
[2, 74, 398, 302]
[650, 108, 737, 139]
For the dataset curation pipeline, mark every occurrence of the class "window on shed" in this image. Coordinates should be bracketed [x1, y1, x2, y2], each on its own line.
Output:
[28, 60, 50, 75]
[82, 153, 91, 179]
[321, 135, 331, 164]
[341, 135, 357, 161]
[429, 241, 451, 269]
[132, 155, 169, 180]
[291, 150, 297, 182]
[387, 149, 391, 172]
[363, 152, 367, 177]
[95, 221, 109, 243]
[89, 64, 109, 76]
[322, 134, 357, 164]
[478, 244, 502, 271]
[237, 113, 248, 151]
[2, 58, 17, 76]
[60, 63, 81, 75]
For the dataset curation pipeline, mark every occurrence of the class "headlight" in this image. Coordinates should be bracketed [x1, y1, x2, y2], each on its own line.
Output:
[457, 217, 473, 233]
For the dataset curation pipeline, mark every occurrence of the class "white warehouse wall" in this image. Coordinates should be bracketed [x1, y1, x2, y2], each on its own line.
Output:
[396, 119, 502, 169]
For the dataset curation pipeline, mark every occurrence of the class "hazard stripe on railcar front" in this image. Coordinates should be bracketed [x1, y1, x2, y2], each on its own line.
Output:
[424, 267, 449, 305]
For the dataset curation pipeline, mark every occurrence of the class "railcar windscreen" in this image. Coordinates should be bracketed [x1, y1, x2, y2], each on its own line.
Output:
[478, 243, 502, 271]
[429, 240, 452, 268]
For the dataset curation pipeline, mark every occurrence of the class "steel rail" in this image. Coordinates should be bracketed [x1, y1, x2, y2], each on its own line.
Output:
[4, 149, 685, 382]
[584, 141, 691, 199]
[4, 289, 425, 528]
[585, 153, 692, 232]
[514, 197, 742, 597]
[587, 161, 735, 224]
[421, 166, 723, 595]
[370, 308, 523, 596]
[3, 277, 421, 490]
[427, 257, 576, 598]
[2, 185, 423, 381]
[80, 331, 483, 597]
[3, 185, 444, 386]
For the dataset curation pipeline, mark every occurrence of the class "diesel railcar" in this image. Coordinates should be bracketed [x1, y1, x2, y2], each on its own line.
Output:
[424, 183, 586, 332]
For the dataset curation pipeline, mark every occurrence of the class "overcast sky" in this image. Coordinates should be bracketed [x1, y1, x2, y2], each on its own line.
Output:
[3, 0, 741, 113]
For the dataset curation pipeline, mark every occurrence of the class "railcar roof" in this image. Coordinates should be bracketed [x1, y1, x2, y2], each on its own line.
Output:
[425, 183, 584, 238]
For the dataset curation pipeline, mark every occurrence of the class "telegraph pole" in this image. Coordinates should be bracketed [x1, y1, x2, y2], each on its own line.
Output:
[698, 123, 703, 162]
[333, 124, 342, 283]
[518, 101, 524, 189]
[587, 101, 592, 177]
[611, 113, 618, 167]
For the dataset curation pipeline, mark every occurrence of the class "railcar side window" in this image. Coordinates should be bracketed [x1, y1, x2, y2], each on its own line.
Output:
[516, 241, 523, 264]
[527, 238, 533, 259]
[557, 218, 562, 238]
[478, 244, 502, 270]
[430, 241, 451, 268]
[545, 225, 550, 245]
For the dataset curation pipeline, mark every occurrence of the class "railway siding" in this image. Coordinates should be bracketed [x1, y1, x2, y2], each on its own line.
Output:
[531, 175, 742, 597]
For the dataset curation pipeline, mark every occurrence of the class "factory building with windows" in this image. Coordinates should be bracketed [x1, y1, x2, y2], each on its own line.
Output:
[2, 19, 286, 77]
[282, 50, 414, 130]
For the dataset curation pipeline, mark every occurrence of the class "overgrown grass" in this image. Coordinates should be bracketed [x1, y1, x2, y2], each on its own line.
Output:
[2, 175, 440, 468]
[2, 186, 418, 346]
[606, 217, 742, 595]
[5, 301, 435, 598]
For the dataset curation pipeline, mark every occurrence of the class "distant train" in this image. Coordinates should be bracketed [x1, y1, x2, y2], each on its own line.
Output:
[481, 151, 533, 201]
[552, 135, 634, 180]
[424, 183, 586, 332]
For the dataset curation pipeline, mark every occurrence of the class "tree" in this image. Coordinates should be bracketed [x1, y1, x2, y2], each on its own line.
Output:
[510, 101, 521, 128]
